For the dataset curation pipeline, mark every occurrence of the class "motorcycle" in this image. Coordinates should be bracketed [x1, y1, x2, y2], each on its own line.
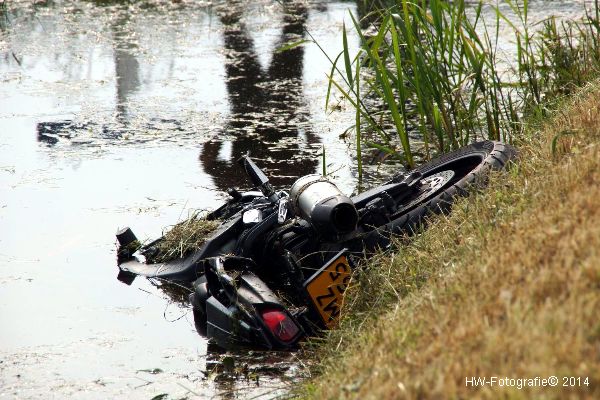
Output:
[115, 140, 516, 350]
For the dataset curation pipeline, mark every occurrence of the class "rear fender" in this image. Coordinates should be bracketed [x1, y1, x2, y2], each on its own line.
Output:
[201, 257, 304, 349]
[205, 296, 259, 348]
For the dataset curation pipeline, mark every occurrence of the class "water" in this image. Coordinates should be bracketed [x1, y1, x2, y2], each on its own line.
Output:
[0, 0, 359, 398]
[0, 0, 590, 398]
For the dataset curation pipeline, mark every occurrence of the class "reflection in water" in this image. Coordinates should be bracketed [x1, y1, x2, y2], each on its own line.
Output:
[355, 0, 388, 28]
[112, 11, 140, 125]
[37, 121, 81, 145]
[200, 1, 321, 190]
[36, 2, 142, 142]
[33, 0, 324, 185]
[0, 2, 8, 33]
[204, 342, 301, 399]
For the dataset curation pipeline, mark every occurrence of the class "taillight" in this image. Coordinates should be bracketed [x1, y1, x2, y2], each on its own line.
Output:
[260, 309, 300, 343]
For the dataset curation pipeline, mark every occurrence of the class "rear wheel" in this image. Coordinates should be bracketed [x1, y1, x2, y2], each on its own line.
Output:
[365, 140, 517, 244]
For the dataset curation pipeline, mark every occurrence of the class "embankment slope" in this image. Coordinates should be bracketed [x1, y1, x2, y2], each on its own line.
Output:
[301, 81, 600, 399]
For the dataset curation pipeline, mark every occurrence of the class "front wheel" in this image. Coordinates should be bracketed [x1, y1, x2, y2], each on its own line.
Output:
[366, 140, 517, 244]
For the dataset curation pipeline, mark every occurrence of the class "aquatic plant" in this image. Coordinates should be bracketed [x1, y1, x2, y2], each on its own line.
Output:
[328, 0, 515, 169]
[326, 0, 600, 180]
[507, 0, 600, 113]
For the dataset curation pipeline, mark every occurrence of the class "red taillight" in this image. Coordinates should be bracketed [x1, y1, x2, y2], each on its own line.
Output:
[260, 309, 300, 342]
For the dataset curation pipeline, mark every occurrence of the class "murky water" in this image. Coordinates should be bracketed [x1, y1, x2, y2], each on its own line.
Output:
[0, 0, 590, 398]
[0, 0, 359, 398]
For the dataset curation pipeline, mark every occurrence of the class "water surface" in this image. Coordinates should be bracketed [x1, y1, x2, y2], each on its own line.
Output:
[0, 1, 358, 398]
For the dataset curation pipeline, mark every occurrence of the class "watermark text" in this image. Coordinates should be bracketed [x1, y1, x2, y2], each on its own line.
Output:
[465, 376, 590, 390]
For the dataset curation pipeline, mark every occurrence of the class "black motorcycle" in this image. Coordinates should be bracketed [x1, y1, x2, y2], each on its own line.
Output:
[116, 140, 516, 350]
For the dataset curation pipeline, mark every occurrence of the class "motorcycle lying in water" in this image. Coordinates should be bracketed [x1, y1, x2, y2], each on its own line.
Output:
[116, 140, 516, 350]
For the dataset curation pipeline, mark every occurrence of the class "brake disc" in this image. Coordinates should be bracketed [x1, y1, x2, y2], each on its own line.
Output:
[397, 170, 455, 213]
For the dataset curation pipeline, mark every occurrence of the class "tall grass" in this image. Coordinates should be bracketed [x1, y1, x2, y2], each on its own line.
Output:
[327, 0, 600, 178]
[328, 0, 514, 169]
[506, 0, 600, 113]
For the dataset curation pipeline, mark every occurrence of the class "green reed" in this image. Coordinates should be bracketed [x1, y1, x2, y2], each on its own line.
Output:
[506, 0, 600, 114]
[325, 0, 600, 179]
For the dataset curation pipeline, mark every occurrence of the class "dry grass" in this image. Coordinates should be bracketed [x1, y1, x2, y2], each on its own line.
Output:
[152, 211, 221, 263]
[299, 80, 600, 399]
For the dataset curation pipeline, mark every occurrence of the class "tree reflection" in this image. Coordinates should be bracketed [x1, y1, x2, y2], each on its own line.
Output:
[112, 11, 140, 126]
[200, 1, 320, 191]
[35, 1, 142, 143]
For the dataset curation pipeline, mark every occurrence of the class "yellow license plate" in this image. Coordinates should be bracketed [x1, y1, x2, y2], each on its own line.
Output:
[304, 250, 352, 329]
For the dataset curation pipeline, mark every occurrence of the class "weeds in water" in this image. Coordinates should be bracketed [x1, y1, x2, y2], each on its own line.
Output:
[323, 0, 600, 179]
[321, 145, 327, 176]
[329, 0, 517, 170]
[506, 0, 600, 113]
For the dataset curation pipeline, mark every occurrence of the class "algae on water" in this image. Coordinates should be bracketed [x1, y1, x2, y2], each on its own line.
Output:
[151, 211, 221, 263]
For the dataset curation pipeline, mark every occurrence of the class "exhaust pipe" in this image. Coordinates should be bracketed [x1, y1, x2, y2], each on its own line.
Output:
[290, 175, 358, 237]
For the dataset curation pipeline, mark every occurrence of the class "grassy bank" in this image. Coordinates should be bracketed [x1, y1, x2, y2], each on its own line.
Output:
[299, 80, 600, 399]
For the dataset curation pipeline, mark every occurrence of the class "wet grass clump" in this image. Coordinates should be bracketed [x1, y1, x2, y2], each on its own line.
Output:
[151, 212, 221, 263]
